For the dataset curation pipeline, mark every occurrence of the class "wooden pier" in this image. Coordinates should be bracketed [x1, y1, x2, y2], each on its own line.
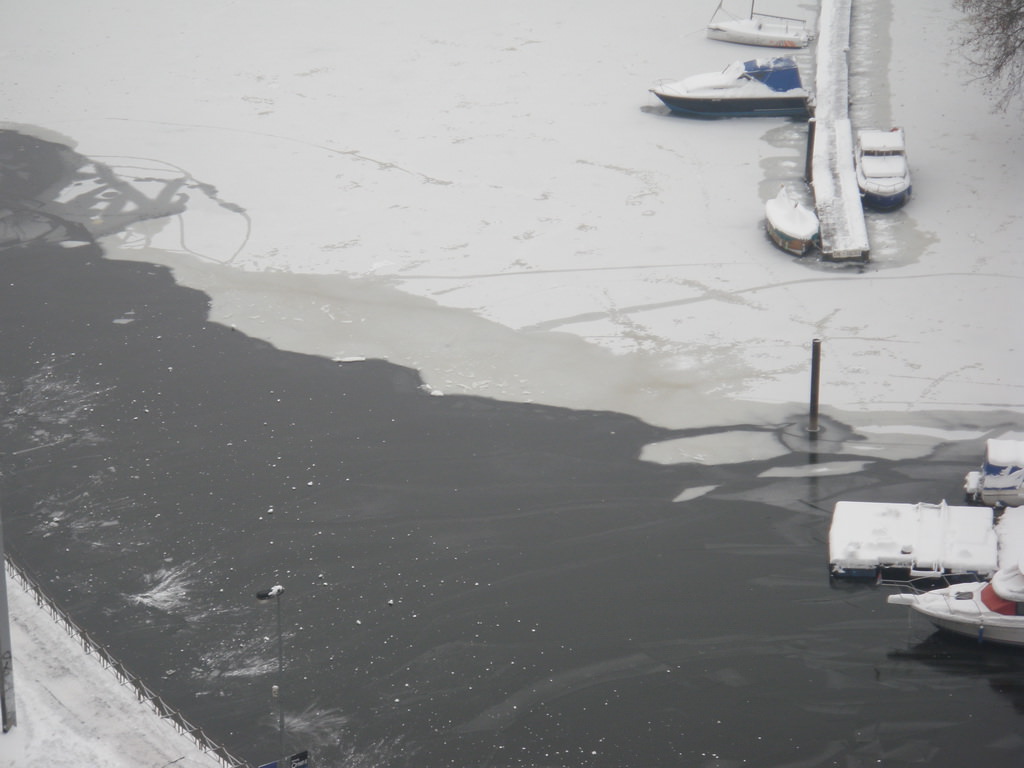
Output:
[807, 0, 870, 260]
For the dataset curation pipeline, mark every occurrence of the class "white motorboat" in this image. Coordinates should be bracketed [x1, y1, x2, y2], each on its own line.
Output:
[650, 57, 810, 119]
[855, 127, 912, 210]
[888, 563, 1024, 646]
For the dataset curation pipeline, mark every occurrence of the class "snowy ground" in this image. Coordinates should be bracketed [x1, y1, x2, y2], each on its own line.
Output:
[1, 0, 1023, 761]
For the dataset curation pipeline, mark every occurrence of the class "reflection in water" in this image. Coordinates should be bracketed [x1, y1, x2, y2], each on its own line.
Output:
[890, 632, 1024, 715]
[0, 127, 248, 255]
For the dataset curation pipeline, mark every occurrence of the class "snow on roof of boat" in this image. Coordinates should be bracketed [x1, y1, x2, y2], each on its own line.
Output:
[742, 56, 798, 69]
[663, 56, 804, 95]
[765, 188, 818, 239]
[987, 439, 1024, 469]
[676, 68, 750, 92]
[859, 153, 908, 180]
[858, 128, 905, 152]
[829, 500, 998, 576]
[741, 56, 803, 91]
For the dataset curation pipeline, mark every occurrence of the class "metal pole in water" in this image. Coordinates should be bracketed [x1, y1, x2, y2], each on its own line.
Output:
[808, 338, 821, 434]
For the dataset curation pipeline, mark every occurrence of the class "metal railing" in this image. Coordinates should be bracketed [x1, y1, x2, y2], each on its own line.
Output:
[5, 556, 250, 768]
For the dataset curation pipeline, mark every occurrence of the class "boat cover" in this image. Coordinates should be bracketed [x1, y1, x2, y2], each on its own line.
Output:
[981, 583, 1017, 614]
[992, 560, 1024, 602]
[765, 187, 818, 238]
[858, 128, 905, 153]
[980, 439, 1024, 493]
[742, 57, 802, 92]
[986, 439, 1024, 473]
[860, 154, 907, 180]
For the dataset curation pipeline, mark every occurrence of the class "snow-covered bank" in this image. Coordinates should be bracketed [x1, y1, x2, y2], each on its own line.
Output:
[0, 563, 227, 767]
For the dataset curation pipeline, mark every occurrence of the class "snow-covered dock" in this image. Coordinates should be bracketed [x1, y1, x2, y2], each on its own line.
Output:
[829, 501, 1001, 580]
[808, 0, 869, 260]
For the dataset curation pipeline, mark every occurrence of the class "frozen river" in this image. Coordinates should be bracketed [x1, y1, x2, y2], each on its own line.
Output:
[2, 0, 1023, 765]
[2, 0, 1020, 432]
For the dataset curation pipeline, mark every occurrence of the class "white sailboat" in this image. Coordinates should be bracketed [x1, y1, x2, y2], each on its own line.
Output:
[706, 1, 813, 48]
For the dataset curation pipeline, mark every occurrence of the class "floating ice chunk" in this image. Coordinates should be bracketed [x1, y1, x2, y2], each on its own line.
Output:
[673, 485, 717, 502]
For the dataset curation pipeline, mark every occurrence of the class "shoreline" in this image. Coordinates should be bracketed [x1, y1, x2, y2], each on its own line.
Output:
[1, 558, 236, 767]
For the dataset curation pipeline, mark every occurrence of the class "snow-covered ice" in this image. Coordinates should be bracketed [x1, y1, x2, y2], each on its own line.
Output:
[2, 0, 1019, 438]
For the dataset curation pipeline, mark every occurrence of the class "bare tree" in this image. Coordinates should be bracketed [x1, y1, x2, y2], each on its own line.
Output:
[955, 0, 1024, 110]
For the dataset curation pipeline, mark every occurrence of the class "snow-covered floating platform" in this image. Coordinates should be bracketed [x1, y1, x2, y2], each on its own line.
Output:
[829, 500, 998, 581]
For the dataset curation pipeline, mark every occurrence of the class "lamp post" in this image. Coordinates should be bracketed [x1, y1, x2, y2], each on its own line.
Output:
[256, 584, 285, 761]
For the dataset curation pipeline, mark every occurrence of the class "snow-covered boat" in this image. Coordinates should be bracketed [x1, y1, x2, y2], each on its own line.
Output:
[764, 186, 818, 255]
[855, 127, 911, 210]
[706, 1, 813, 48]
[888, 563, 1024, 646]
[650, 57, 809, 119]
[965, 439, 1024, 508]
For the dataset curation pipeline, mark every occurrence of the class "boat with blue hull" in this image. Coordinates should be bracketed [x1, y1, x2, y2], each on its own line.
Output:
[965, 439, 1024, 508]
[650, 57, 809, 119]
[856, 128, 912, 210]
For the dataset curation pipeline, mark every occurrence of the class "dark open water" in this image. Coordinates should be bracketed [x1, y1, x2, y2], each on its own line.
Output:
[3, 129, 1024, 767]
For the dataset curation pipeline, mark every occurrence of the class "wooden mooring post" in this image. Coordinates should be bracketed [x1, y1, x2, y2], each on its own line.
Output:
[808, 338, 822, 435]
[804, 117, 815, 182]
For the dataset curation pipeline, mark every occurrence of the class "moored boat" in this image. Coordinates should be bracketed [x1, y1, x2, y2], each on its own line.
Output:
[706, 1, 812, 48]
[965, 438, 1024, 508]
[764, 186, 818, 255]
[650, 57, 809, 119]
[855, 127, 911, 210]
[888, 563, 1024, 646]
